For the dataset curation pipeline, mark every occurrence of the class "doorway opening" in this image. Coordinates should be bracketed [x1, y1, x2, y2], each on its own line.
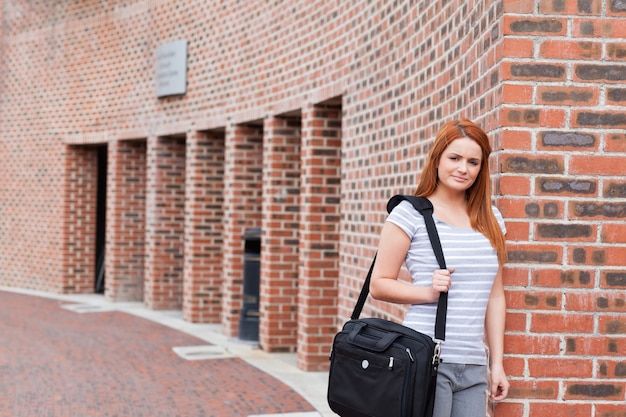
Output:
[95, 145, 107, 294]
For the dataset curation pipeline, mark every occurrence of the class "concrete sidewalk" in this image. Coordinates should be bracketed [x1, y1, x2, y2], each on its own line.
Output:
[0, 286, 335, 417]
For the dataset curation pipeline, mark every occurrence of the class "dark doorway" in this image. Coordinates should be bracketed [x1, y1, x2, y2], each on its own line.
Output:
[95, 145, 107, 294]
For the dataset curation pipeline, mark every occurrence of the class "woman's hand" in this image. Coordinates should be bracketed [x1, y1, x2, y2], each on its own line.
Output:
[489, 362, 509, 401]
[431, 268, 454, 300]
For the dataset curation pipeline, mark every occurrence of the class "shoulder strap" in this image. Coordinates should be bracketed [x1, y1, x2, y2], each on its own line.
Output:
[351, 194, 448, 341]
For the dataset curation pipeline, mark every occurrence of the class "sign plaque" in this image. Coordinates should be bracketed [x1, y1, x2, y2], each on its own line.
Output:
[156, 39, 188, 97]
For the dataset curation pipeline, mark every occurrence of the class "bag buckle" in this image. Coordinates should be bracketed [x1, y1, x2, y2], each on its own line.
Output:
[432, 340, 443, 365]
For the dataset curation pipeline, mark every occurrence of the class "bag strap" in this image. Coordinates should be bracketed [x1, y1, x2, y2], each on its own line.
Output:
[350, 195, 448, 342]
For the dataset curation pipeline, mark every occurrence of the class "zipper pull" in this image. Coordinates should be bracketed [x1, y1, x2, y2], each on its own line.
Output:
[406, 348, 414, 362]
[388, 356, 394, 370]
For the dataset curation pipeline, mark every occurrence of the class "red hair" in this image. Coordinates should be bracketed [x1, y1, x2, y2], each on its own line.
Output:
[414, 119, 507, 263]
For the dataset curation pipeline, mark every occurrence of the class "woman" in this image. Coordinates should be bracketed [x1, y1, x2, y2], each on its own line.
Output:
[370, 119, 509, 417]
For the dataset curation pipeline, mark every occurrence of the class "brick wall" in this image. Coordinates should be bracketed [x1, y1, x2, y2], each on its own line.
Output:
[297, 101, 343, 371]
[0, 134, 66, 291]
[106, 139, 147, 301]
[62, 145, 98, 293]
[0, 1, 624, 414]
[221, 124, 263, 336]
[144, 135, 186, 310]
[260, 115, 302, 352]
[495, 1, 626, 415]
[182, 130, 225, 323]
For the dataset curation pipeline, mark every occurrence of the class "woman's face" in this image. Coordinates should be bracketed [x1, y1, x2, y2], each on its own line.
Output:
[436, 137, 482, 193]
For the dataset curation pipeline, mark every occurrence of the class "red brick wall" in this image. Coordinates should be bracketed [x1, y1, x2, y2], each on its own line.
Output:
[182, 130, 225, 323]
[495, 1, 626, 414]
[106, 139, 147, 301]
[0, 1, 624, 413]
[61, 145, 98, 294]
[260, 115, 302, 352]
[0, 133, 66, 291]
[297, 102, 343, 371]
[144, 135, 186, 310]
[221, 124, 263, 337]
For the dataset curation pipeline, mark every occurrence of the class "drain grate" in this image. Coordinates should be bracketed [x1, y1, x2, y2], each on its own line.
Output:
[172, 345, 235, 360]
[60, 304, 116, 313]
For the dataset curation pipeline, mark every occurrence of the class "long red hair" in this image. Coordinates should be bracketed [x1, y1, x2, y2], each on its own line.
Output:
[414, 119, 507, 263]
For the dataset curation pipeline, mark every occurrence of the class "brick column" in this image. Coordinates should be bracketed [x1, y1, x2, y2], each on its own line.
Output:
[144, 135, 186, 310]
[61, 145, 98, 294]
[297, 102, 342, 371]
[221, 124, 263, 337]
[182, 130, 225, 323]
[105, 139, 147, 302]
[260, 115, 301, 352]
[495, 3, 626, 415]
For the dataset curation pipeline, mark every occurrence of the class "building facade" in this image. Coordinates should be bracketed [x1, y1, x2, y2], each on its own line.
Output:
[1, 1, 625, 415]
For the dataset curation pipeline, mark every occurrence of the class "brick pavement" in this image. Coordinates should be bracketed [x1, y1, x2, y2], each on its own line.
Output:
[0, 290, 319, 417]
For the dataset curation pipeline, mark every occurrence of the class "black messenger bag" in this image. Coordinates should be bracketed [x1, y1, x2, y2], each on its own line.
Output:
[327, 195, 448, 417]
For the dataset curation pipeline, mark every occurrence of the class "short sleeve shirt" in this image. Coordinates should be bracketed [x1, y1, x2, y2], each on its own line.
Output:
[386, 200, 506, 365]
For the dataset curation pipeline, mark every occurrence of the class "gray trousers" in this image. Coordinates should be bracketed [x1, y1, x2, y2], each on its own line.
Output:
[432, 363, 489, 417]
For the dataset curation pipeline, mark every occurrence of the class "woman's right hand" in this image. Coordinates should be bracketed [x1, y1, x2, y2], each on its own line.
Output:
[431, 268, 454, 299]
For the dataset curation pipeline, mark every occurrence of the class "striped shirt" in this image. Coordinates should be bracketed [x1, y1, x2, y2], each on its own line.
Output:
[386, 200, 506, 365]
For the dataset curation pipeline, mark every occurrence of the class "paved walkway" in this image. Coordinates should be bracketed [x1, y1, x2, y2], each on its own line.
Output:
[0, 287, 334, 417]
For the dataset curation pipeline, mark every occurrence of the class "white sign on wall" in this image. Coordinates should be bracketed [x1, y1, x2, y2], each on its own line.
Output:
[156, 39, 188, 97]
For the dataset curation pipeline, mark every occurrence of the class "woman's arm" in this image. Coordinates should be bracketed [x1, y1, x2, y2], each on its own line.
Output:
[370, 221, 450, 304]
[485, 267, 510, 401]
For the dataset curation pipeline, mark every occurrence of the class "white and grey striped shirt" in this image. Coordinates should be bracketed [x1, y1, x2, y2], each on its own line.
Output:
[386, 200, 506, 365]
